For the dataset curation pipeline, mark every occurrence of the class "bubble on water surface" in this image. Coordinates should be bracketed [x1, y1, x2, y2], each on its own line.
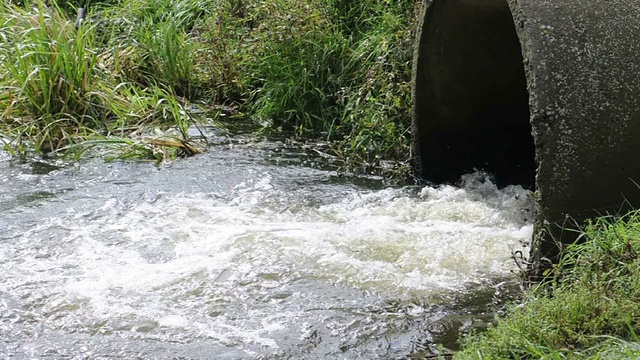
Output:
[0, 145, 533, 358]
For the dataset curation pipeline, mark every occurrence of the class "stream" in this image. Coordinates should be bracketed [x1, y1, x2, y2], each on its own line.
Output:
[0, 128, 533, 359]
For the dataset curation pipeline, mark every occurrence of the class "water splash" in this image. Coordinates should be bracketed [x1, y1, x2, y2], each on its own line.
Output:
[0, 148, 532, 358]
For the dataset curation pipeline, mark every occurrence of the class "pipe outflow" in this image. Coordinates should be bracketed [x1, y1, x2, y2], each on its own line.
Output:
[412, 0, 640, 273]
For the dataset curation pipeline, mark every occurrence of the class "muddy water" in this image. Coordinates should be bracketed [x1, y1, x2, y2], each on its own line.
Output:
[0, 132, 532, 359]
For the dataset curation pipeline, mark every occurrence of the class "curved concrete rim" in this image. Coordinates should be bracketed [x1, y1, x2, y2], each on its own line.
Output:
[412, 0, 640, 274]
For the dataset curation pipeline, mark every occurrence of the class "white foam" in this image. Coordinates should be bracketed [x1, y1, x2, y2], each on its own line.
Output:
[0, 171, 533, 350]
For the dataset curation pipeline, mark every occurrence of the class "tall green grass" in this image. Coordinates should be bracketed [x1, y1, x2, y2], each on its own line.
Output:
[189, 0, 418, 169]
[0, 0, 201, 158]
[97, 0, 209, 97]
[455, 211, 640, 359]
[1, 0, 419, 172]
[246, 1, 351, 133]
[0, 0, 102, 151]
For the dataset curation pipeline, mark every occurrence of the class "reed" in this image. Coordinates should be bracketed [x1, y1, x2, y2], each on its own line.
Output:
[0, 0, 102, 151]
[0, 0, 202, 158]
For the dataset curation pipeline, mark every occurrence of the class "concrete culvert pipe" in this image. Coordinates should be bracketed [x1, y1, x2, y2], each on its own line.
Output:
[412, 0, 640, 274]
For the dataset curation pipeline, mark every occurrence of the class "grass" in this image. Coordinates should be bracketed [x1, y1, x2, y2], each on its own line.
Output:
[0, 0, 418, 175]
[455, 211, 640, 359]
[240, 0, 417, 168]
[1, 0, 102, 151]
[0, 0, 203, 160]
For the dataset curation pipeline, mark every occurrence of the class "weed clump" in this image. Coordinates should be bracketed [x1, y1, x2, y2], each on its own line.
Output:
[192, 0, 418, 170]
[455, 211, 640, 359]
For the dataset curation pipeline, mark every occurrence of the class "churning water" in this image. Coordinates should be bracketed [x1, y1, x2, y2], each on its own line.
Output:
[0, 131, 533, 359]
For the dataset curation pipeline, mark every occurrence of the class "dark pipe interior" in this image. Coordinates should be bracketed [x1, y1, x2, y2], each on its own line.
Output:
[415, 0, 536, 189]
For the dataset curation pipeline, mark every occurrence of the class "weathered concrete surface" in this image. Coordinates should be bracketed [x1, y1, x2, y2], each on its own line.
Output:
[412, 0, 640, 273]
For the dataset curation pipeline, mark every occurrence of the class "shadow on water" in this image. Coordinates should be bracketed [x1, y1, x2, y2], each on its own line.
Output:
[31, 160, 63, 175]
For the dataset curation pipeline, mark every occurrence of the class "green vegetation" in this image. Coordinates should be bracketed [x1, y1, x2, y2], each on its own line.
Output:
[0, 0, 418, 171]
[0, 0, 200, 160]
[455, 212, 640, 359]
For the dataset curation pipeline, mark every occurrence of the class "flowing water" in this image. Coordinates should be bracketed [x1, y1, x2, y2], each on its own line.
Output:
[0, 129, 533, 359]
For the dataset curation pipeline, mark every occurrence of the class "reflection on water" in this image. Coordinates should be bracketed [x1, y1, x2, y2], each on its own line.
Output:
[0, 138, 532, 359]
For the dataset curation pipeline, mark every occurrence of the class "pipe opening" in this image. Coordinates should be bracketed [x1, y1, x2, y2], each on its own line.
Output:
[414, 0, 535, 189]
